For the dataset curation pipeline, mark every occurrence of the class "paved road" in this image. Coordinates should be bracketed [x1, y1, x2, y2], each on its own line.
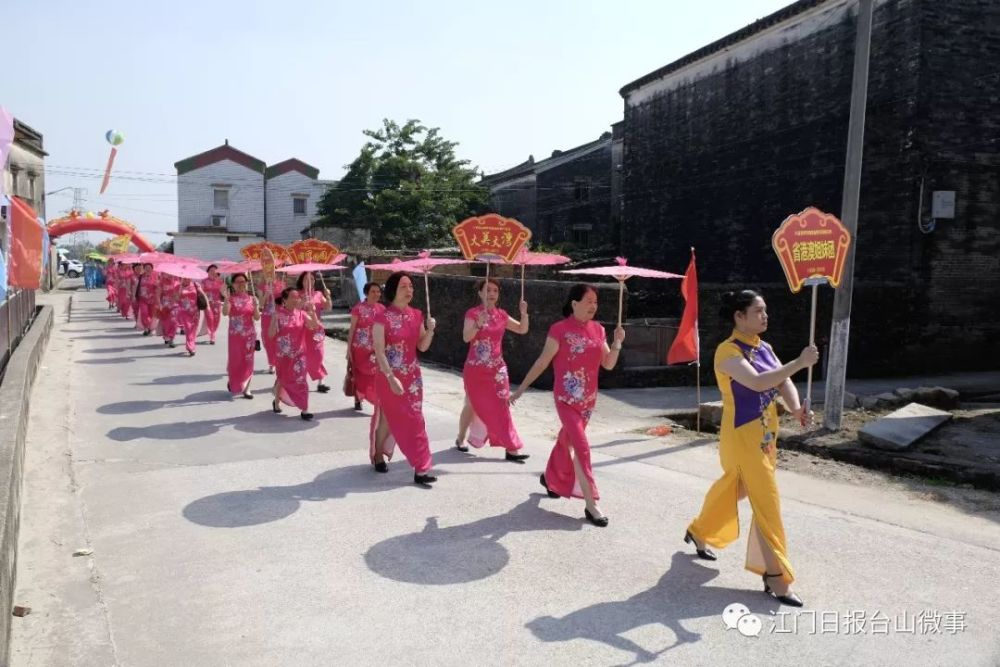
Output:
[10, 290, 1000, 666]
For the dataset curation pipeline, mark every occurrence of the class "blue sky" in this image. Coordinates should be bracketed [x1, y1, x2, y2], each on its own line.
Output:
[7, 0, 791, 244]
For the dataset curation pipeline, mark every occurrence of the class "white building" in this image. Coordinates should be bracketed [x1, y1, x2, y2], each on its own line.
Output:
[170, 142, 331, 260]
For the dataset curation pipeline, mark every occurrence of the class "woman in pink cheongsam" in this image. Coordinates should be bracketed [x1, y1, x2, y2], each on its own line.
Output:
[202, 264, 225, 344]
[346, 282, 384, 411]
[105, 260, 118, 310]
[454, 278, 530, 462]
[296, 271, 332, 393]
[257, 276, 287, 374]
[176, 278, 204, 356]
[117, 264, 136, 320]
[371, 272, 438, 486]
[268, 287, 322, 421]
[511, 283, 625, 527]
[223, 273, 260, 399]
[156, 272, 181, 348]
[136, 263, 159, 336]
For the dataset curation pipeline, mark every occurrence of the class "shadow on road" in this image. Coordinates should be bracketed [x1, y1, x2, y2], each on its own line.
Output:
[364, 493, 582, 585]
[182, 463, 417, 528]
[98, 390, 228, 415]
[133, 373, 226, 386]
[526, 551, 779, 665]
[106, 409, 318, 441]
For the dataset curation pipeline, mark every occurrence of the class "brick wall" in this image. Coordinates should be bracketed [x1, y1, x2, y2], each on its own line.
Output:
[620, 0, 1000, 376]
[536, 140, 614, 249]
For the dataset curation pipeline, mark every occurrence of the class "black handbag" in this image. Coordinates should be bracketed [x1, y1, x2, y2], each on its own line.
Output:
[196, 291, 208, 310]
[254, 339, 262, 351]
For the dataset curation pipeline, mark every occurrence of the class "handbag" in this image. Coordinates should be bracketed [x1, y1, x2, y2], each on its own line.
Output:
[196, 291, 208, 310]
[254, 339, 262, 352]
[343, 361, 356, 397]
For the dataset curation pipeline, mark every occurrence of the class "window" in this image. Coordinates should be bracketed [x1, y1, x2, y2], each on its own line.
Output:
[293, 197, 307, 215]
[574, 178, 591, 202]
[572, 228, 590, 247]
[227, 236, 239, 242]
[213, 188, 229, 210]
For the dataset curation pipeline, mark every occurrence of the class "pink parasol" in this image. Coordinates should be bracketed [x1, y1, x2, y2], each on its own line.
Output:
[216, 260, 262, 274]
[516, 248, 571, 300]
[157, 263, 209, 280]
[276, 262, 346, 274]
[381, 251, 469, 318]
[561, 256, 682, 326]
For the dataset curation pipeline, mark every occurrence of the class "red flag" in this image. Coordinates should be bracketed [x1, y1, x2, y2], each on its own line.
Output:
[667, 249, 699, 365]
[8, 196, 44, 289]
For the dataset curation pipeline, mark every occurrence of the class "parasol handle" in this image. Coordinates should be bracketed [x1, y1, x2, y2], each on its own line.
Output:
[617, 279, 625, 328]
[483, 261, 491, 310]
[424, 271, 431, 319]
[520, 263, 525, 303]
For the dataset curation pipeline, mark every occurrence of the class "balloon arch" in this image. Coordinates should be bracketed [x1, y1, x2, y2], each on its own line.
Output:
[46, 210, 156, 253]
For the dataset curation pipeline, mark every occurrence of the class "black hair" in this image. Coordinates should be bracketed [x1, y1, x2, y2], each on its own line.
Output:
[207, 264, 218, 272]
[363, 282, 380, 296]
[475, 278, 500, 295]
[142, 263, 153, 269]
[718, 290, 762, 324]
[276, 287, 298, 306]
[382, 271, 410, 304]
[231, 273, 248, 284]
[295, 271, 321, 291]
[562, 283, 597, 317]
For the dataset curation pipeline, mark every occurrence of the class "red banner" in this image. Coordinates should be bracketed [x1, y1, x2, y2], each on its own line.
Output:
[8, 196, 44, 289]
[288, 239, 340, 265]
[452, 214, 531, 262]
[772, 207, 851, 293]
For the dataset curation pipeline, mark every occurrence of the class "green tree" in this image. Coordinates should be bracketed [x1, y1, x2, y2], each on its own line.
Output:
[314, 119, 489, 248]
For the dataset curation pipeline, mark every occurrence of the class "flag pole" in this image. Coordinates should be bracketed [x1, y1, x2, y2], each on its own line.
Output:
[805, 280, 820, 421]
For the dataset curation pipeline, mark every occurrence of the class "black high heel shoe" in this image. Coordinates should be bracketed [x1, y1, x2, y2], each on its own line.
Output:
[455, 438, 469, 453]
[272, 399, 282, 414]
[414, 472, 438, 486]
[505, 451, 529, 462]
[763, 573, 804, 607]
[373, 460, 389, 473]
[300, 412, 314, 421]
[539, 474, 560, 499]
[684, 530, 718, 561]
[584, 508, 609, 527]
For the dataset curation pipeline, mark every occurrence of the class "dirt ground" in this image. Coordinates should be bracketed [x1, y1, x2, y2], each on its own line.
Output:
[666, 405, 1000, 520]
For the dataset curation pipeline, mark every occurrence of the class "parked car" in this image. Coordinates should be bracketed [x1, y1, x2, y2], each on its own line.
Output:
[60, 259, 84, 278]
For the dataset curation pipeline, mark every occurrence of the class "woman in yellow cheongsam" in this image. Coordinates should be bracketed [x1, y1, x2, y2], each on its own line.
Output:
[685, 290, 818, 607]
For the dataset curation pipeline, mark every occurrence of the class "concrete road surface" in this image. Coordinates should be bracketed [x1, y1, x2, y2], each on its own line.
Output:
[10, 290, 1000, 666]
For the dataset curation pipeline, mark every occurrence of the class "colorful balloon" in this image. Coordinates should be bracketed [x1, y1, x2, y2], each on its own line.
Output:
[105, 130, 125, 146]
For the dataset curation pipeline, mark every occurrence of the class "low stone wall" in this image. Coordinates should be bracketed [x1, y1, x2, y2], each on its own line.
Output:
[0, 305, 53, 662]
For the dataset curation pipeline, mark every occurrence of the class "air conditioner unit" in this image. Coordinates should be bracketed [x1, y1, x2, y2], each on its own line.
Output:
[211, 215, 227, 227]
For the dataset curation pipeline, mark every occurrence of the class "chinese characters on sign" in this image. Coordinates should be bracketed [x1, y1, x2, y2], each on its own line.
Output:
[240, 241, 291, 266]
[452, 214, 532, 262]
[288, 239, 341, 265]
[772, 206, 852, 293]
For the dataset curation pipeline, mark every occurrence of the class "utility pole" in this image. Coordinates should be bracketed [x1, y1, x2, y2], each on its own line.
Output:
[823, 0, 875, 430]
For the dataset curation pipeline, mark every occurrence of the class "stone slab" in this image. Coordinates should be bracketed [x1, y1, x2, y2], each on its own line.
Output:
[859, 402, 953, 451]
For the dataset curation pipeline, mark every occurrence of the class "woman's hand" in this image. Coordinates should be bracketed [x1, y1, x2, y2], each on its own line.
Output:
[613, 326, 626, 346]
[476, 311, 489, 329]
[519, 300, 528, 317]
[793, 402, 814, 427]
[389, 375, 404, 396]
[426, 317, 436, 332]
[509, 386, 524, 405]
[798, 345, 820, 368]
